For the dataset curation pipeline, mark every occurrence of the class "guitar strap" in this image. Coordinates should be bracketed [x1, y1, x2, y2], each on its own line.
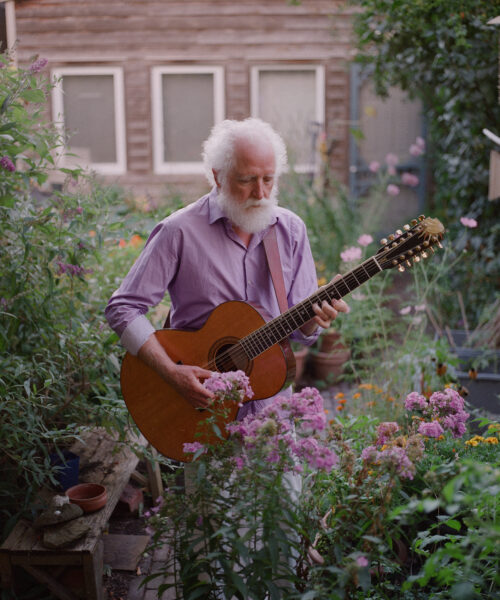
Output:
[164, 224, 287, 329]
[263, 225, 288, 314]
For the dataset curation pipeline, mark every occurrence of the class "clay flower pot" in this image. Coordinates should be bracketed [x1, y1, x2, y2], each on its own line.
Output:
[293, 345, 309, 385]
[66, 483, 107, 513]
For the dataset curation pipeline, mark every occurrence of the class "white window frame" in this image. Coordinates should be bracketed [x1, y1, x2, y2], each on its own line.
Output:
[250, 64, 325, 172]
[151, 65, 225, 175]
[51, 66, 127, 175]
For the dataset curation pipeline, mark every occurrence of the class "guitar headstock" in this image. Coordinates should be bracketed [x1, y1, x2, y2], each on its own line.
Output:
[376, 215, 445, 272]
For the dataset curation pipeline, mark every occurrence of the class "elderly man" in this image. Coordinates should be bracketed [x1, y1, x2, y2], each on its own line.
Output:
[105, 117, 348, 419]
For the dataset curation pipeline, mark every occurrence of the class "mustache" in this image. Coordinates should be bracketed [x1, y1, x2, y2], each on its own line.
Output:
[243, 197, 275, 209]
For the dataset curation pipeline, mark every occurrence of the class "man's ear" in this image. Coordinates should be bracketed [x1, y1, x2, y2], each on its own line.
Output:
[212, 168, 221, 189]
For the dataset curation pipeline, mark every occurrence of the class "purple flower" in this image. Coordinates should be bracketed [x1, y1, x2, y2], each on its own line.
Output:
[418, 421, 444, 438]
[0, 156, 16, 172]
[404, 391, 428, 412]
[376, 421, 399, 445]
[182, 441, 206, 454]
[368, 161, 380, 173]
[29, 57, 48, 74]
[203, 370, 254, 402]
[385, 153, 399, 167]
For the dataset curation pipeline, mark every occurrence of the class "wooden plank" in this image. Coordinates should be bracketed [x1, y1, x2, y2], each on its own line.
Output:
[82, 542, 103, 600]
[23, 565, 79, 600]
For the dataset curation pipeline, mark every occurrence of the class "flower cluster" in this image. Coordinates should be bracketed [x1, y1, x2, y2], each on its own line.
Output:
[29, 57, 48, 74]
[465, 435, 499, 447]
[203, 369, 254, 404]
[0, 156, 16, 172]
[405, 388, 469, 439]
[226, 387, 338, 472]
[55, 261, 92, 277]
[361, 431, 424, 480]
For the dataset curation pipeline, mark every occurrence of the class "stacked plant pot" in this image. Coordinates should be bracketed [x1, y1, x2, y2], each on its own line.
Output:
[310, 330, 350, 382]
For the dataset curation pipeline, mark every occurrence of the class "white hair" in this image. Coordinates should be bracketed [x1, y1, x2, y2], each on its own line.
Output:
[202, 118, 288, 186]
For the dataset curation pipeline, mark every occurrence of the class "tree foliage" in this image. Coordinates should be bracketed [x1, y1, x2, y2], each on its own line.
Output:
[351, 0, 500, 324]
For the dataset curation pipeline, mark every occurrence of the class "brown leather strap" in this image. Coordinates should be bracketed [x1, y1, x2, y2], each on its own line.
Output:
[263, 225, 288, 314]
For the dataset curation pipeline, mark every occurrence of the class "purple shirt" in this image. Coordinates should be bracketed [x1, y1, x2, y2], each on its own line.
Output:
[105, 187, 321, 416]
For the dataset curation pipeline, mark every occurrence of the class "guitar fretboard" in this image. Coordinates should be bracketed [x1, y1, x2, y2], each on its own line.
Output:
[238, 256, 383, 360]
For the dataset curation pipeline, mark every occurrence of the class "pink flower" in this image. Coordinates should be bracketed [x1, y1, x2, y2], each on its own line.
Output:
[340, 246, 362, 263]
[387, 184, 400, 197]
[418, 421, 444, 438]
[401, 172, 419, 187]
[399, 306, 411, 315]
[357, 234, 373, 247]
[416, 136, 426, 150]
[409, 144, 424, 157]
[460, 217, 478, 228]
[385, 153, 399, 167]
[368, 161, 380, 173]
[356, 556, 369, 567]
[404, 391, 428, 412]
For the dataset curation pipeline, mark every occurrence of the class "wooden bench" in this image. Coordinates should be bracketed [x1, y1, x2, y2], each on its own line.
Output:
[0, 428, 162, 600]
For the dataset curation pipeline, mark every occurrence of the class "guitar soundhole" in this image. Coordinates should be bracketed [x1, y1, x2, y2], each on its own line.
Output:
[212, 342, 251, 374]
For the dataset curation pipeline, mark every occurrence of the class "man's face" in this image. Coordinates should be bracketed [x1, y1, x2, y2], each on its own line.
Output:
[224, 138, 276, 205]
[214, 138, 278, 234]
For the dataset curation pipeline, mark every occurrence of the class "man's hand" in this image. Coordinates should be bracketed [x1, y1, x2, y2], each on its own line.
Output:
[166, 364, 215, 409]
[300, 274, 350, 336]
[137, 335, 214, 409]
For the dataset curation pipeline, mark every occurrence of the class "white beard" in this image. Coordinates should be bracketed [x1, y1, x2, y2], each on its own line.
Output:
[216, 186, 278, 234]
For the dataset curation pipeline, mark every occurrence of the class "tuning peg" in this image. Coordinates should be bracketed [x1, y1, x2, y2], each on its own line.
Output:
[421, 251, 428, 258]
[403, 224, 411, 231]
[411, 219, 418, 226]
[414, 255, 421, 263]
[380, 237, 388, 245]
[423, 240, 430, 247]
[438, 241, 443, 249]
[391, 242, 398, 248]
[406, 260, 412, 267]
[418, 214, 426, 221]
[407, 250, 414, 256]
[388, 234, 395, 241]
[415, 245, 422, 252]
[429, 247, 435, 254]
[398, 265, 405, 272]
[396, 229, 403, 236]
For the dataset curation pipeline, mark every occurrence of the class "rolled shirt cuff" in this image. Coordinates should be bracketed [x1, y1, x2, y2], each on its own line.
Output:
[120, 314, 155, 356]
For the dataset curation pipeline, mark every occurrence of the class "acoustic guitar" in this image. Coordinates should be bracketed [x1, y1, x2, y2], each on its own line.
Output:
[121, 215, 445, 461]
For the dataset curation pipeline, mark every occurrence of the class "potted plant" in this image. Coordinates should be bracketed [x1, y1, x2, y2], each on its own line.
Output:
[310, 329, 351, 383]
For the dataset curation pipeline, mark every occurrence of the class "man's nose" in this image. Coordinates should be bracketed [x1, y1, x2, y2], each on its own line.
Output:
[253, 178, 265, 199]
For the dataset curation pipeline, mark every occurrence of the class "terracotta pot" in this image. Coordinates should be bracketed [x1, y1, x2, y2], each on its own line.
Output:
[319, 330, 346, 354]
[311, 349, 351, 381]
[293, 346, 309, 384]
[66, 483, 107, 513]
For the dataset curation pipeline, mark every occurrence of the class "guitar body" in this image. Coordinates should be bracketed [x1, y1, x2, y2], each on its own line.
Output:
[120, 301, 295, 462]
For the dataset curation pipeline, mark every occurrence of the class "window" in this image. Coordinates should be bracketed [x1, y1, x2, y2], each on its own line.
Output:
[251, 65, 325, 171]
[151, 66, 225, 174]
[51, 67, 126, 175]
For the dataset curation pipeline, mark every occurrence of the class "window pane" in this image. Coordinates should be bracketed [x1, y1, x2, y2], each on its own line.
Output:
[258, 70, 317, 165]
[162, 73, 214, 162]
[62, 75, 116, 163]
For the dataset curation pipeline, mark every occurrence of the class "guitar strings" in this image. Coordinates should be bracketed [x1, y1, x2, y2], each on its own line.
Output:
[200, 257, 382, 373]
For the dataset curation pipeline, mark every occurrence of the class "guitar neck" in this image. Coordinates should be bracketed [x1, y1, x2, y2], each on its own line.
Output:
[240, 255, 383, 360]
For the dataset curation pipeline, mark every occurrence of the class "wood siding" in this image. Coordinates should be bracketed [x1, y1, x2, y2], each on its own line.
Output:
[14, 0, 357, 200]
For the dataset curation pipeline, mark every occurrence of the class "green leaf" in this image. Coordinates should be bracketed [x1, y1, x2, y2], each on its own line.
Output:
[20, 89, 46, 103]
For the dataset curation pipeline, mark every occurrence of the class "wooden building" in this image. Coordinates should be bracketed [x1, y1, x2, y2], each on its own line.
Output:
[5, 0, 358, 201]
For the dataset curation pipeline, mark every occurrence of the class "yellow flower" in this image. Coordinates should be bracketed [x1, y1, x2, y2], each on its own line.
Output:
[88, 230, 96, 238]
[366, 401, 376, 407]
[317, 276, 327, 287]
[485, 437, 499, 445]
[335, 392, 345, 400]
[352, 393, 361, 400]
[130, 234, 143, 248]
[385, 396, 395, 402]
